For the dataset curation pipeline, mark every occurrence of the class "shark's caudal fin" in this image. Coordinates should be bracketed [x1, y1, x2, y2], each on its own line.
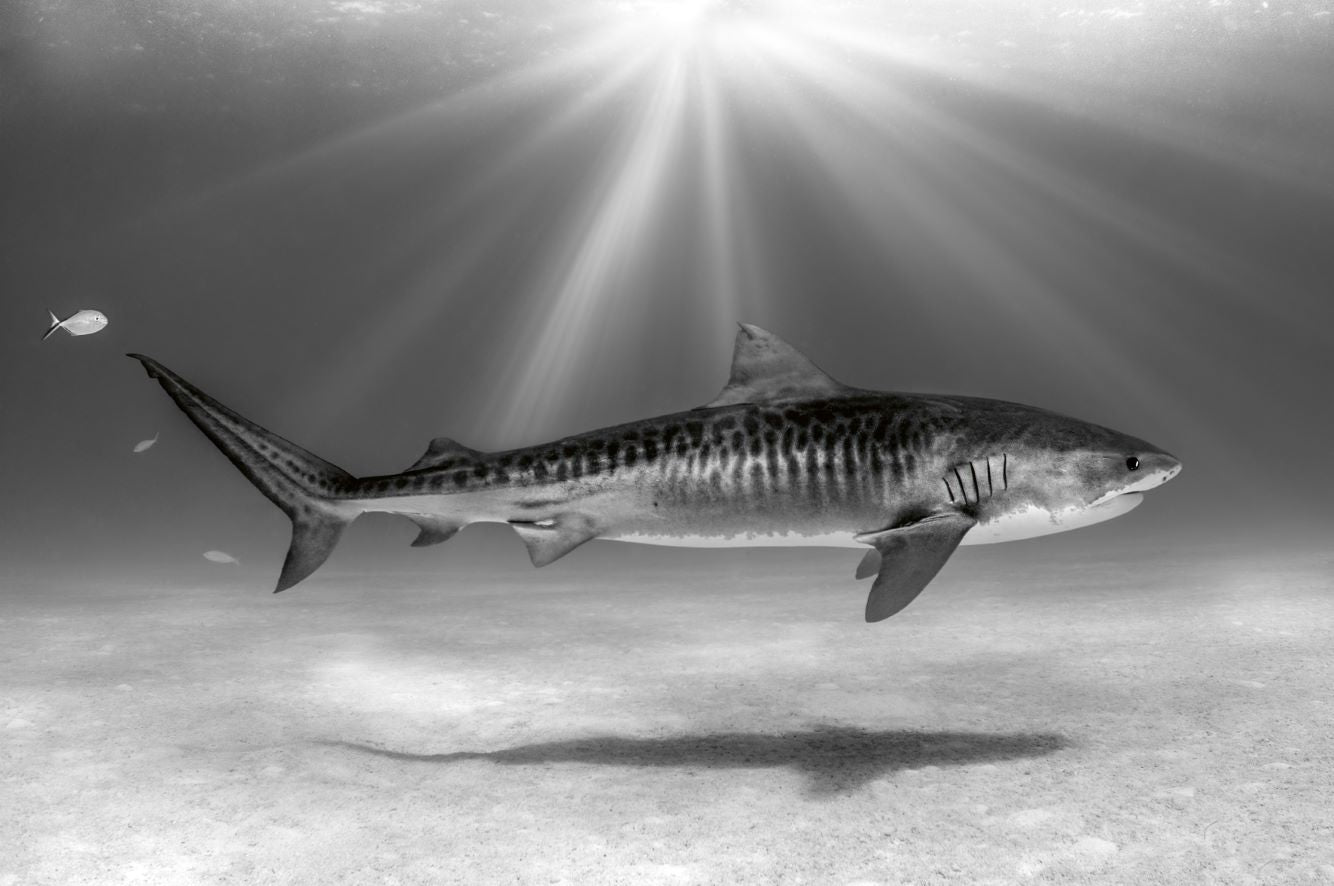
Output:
[128, 354, 358, 592]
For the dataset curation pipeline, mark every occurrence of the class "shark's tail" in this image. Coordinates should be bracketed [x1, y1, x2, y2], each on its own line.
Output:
[42, 311, 63, 341]
[128, 354, 359, 592]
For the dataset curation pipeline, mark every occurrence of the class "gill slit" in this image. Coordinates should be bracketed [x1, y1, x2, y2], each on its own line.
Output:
[952, 466, 968, 505]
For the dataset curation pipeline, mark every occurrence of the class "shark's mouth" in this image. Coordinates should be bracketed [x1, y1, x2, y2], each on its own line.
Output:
[1096, 491, 1144, 510]
[1089, 490, 1145, 511]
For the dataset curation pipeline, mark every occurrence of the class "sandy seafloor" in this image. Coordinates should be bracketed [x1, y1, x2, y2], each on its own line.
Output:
[4, 541, 1332, 885]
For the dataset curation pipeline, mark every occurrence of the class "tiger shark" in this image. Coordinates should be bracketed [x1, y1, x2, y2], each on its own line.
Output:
[129, 324, 1180, 621]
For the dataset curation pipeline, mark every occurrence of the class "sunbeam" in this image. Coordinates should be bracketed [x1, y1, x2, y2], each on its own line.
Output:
[484, 54, 691, 441]
[79, 0, 1331, 499]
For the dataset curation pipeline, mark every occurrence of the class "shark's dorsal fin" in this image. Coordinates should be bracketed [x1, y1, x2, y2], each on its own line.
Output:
[703, 323, 852, 408]
[409, 437, 482, 472]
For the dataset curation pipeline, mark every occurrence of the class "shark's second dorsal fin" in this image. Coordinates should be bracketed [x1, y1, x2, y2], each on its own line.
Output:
[703, 323, 852, 408]
[409, 437, 482, 472]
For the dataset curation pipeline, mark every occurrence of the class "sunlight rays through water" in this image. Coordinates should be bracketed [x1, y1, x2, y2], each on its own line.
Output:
[111, 0, 1331, 484]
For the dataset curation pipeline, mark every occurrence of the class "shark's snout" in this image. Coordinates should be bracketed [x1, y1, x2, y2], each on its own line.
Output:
[1128, 452, 1181, 495]
[1156, 453, 1183, 485]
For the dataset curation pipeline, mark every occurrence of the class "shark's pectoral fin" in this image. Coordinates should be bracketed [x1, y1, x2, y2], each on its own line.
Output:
[510, 514, 601, 567]
[855, 512, 976, 622]
[854, 548, 881, 580]
[407, 515, 464, 548]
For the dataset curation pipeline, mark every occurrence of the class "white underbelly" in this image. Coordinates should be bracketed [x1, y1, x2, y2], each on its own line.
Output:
[961, 493, 1143, 545]
[607, 494, 1144, 549]
[357, 491, 1144, 550]
[604, 531, 866, 549]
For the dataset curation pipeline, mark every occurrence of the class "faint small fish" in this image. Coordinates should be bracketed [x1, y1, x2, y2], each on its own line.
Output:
[203, 550, 240, 565]
[132, 432, 159, 453]
[42, 309, 108, 341]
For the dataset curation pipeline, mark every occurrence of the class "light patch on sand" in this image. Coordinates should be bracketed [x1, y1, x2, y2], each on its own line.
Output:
[1016, 836, 1118, 878]
[1152, 785, 1195, 799]
[1067, 836, 1119, 866]
[616, 863, 700, 883]
[314, 657, 494, 718]
[330, 0, 393, 14]
[1009, 808, 1057, 828]
[1070, 836, 1118, 856]
[1015, 852, 1051, 878]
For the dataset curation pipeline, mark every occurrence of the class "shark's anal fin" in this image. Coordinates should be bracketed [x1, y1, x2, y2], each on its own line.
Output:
[855, 512, 976, 622]
[703, 323, 852, 408]
[409, 437, 482, 472]
[407, 515, 464, 548]
[510, 514, 601, 567]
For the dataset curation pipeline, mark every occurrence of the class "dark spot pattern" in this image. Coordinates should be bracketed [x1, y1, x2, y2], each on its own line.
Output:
[342, 395, 960, 521]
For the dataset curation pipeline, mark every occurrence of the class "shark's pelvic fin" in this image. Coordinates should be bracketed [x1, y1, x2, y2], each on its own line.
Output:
[510, 513, 601, 567]
[408, 437, 482, 472]
[127, 353, 358, 593]
[703, 323, 853, 408]
[407, 515, 464, 548]
[855, 548, 881, 580]
[856, 512, 976, 622]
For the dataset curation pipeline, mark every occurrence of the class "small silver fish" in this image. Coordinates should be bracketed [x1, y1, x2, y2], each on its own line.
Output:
[202, 550, 240, 565]
[132, 433, 159, 453]
[43, 309, 108, 341]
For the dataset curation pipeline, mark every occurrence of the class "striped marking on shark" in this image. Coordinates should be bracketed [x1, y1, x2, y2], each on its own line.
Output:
[128, 324, 1181, 621]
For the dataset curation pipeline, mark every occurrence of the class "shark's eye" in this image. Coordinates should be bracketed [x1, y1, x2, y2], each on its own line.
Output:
[1126, 457, 1141, 471]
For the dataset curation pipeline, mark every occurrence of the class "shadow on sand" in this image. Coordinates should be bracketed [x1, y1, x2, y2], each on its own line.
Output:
[328, 726, 1070, 795]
